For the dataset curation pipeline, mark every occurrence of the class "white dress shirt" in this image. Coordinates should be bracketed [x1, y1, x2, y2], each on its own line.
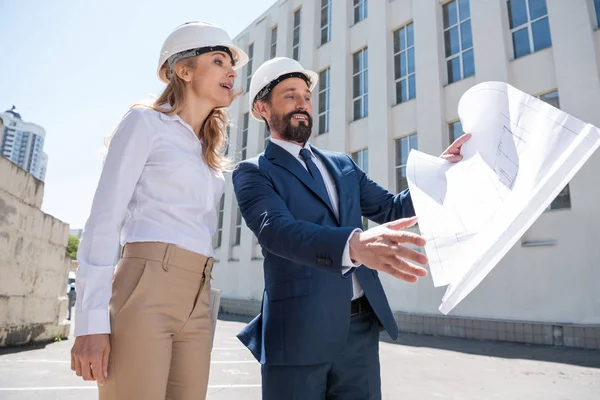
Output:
[75, 106, 225, 336]
[270, 138, 364, 300]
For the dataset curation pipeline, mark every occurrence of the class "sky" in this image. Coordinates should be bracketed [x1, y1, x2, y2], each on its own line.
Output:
[0, 0, 277, 229]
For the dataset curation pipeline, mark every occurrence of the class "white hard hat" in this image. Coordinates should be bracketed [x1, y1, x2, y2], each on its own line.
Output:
[249, 57, 319, 121]
[157, 21, 249, 83]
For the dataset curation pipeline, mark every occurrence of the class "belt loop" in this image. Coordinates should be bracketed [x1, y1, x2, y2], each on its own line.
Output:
[162, 244, 173, 271]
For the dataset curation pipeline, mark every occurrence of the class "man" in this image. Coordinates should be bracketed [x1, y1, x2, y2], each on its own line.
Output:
[233, 57, 470, 399]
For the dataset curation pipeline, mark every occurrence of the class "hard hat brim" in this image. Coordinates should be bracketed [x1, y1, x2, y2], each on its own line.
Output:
[157, 44, 249, 84]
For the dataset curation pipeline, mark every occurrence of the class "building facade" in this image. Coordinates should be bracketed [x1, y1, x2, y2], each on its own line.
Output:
[0, 106, 48, 181]
[214, 0, 600, 348]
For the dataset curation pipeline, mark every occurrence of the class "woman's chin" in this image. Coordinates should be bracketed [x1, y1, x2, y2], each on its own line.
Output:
[214, 94, 233, 108]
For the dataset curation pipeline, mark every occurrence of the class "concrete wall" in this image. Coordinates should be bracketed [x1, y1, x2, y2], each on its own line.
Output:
[0, 156, 71, 346]
[214, 0, 600, 348]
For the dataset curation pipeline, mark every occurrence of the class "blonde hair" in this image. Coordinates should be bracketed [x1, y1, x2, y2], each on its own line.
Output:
[148, 57, 237, 171]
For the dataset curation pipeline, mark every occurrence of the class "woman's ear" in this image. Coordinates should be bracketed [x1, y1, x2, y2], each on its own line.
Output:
[174, 63, 193, 83]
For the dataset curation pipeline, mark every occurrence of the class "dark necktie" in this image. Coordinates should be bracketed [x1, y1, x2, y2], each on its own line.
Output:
[299, 148, 333, 210]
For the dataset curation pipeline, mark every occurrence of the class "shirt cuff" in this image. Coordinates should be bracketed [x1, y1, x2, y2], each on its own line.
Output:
[74, 262, 115, 336]
[342, 228, 363, 275]
[74, 308, 111, 336]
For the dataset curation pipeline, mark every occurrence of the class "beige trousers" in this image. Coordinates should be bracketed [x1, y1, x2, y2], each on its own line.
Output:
[98, 242, 214, 400]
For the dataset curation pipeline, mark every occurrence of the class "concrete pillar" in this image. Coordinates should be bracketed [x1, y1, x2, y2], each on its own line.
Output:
[414, 0, 446, 156]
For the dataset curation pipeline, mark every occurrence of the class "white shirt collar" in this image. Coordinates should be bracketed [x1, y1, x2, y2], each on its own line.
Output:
[270, 137, 314, 160]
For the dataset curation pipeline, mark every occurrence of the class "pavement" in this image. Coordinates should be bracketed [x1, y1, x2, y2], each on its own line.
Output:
[0, 314, 599, 399]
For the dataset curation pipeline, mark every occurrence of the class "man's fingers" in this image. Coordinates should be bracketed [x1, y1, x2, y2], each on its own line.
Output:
[385, 216, 418, 231]
[385, 255, 428, 276]
[380, 264, 419, 283]
[441, 154, 463, 163]
[70, 353, 75, 372]
[390, 245, 428, 265]
[383, 229, 426, 247]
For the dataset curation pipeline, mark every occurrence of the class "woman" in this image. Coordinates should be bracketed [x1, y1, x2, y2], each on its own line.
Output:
[70, 21, 248, 400]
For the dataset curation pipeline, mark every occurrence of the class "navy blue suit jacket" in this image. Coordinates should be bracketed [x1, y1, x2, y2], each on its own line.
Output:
[232, 141, 415, 366]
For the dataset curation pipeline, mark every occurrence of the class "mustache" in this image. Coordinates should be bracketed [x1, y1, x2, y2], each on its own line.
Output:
[285, 110, 311, 120]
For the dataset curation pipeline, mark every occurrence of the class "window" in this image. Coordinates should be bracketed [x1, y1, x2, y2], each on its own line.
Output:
[293, 8, 302, 60]
[393, 23, 416, 104]
[224, 126, 230, 156]
[263, 125, 270, 149]
[213, 196, 225, 248]
[537, 90, 571, 210]
[270, 26, 278, 59]
[449, 120, 464, 143]
[538, 90, 559, 109]
[353, 48, 369, 121]
[443, 0, 475, 84]
[318, 68, 331, 134]
[241, 113, 249, 160]
[320, 0, 332, 45]
[234, 207, 242, 245]
[246, 43, 254, 92]
[508, 0, 551, 59]
[395, 134, 418, 192]
[354, 0, 368, 24]
[351, 148, 368, 174]
[596, 0, 600, 28]
[352, 149, 369, 229]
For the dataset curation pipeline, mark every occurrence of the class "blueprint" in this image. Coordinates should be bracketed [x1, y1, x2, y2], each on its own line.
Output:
[406, 81, 600, 314]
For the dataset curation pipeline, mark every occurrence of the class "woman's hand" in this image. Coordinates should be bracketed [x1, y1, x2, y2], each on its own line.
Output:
[71, 334, 111, 386]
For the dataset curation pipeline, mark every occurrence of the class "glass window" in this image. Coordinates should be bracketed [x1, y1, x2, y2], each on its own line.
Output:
[351, 148, 369, 174]
[537, 90, 570, 210]
[353, 0, 368, 24]
[234, 208, 242, 245]
[443, 0, 475, 84]
[320, 0, 331, 45]
[245, 43, 254, 92]
[395, 134, 418, 192]
[213, 196, 225, 248]
[508, 0, 552, 59]
[241, 113, 249, 160]
[318, 68, 331, 134]
[293, 9, 302, 60]
[449, 120, 464, 143]
[270, 26, 278, 59]
[393, 23, 416, 104]
[352, 48, 369, 120]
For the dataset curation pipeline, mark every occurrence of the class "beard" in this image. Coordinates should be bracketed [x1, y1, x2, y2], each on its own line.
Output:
[270, 109, 313, 143]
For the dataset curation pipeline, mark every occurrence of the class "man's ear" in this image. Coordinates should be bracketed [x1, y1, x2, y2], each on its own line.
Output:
[255, 100, 271, 121]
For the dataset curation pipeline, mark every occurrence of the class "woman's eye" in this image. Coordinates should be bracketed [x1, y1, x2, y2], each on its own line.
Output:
[215, 59, 223, 65]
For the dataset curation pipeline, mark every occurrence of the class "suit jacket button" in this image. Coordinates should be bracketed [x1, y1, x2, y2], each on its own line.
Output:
[325, 259, 332, 266]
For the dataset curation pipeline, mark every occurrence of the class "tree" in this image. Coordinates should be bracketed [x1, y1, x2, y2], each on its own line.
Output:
[66, 235, 79, 260]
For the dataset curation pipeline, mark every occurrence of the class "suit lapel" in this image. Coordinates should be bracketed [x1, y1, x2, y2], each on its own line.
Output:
[265, 141, 337, 218]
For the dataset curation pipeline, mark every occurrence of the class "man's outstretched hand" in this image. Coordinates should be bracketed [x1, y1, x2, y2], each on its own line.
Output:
[349, 216, 428, 283]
